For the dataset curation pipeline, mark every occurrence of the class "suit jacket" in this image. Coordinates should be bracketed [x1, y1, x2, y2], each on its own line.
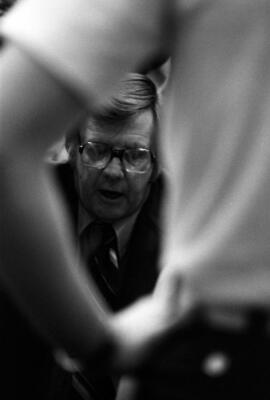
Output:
[50, 162, 164, 400]
[53, 162, 163, 311]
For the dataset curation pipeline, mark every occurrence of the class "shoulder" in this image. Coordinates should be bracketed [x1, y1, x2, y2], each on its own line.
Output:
[131, 171, 166, 243]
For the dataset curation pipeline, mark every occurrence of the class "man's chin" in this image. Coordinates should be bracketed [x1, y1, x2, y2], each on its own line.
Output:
[93, 204, 127, 222]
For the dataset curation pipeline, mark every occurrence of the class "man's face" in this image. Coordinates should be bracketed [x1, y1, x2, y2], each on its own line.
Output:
[73, 110, 155, 222]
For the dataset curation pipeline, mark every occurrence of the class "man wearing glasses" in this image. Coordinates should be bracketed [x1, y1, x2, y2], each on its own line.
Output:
[53, 73, 164, 400]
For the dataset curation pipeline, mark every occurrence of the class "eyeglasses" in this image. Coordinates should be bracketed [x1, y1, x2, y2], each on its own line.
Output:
[79, 141, 155, 173]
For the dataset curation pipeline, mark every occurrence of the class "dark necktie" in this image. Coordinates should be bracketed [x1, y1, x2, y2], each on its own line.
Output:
[79, 221, 120, 303]
[75, 222, 120, 399]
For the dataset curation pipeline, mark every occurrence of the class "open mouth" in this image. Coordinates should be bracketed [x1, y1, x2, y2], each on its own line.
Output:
[99, 190, 123, 200]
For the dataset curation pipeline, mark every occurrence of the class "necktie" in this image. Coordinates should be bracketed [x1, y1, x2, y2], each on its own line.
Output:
[76, 224, 119, 398]
[79, 221, 120, 303]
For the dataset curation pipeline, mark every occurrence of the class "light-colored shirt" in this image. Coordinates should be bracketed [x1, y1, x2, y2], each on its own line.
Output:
[0, 0, 164, 108]
[159, 0, 270, 308]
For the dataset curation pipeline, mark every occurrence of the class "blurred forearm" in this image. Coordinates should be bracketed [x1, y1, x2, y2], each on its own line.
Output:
[0, 44, 112, 359]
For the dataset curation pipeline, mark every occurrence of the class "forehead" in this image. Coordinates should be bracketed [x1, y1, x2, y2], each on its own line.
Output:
[81, 110, 155, 148]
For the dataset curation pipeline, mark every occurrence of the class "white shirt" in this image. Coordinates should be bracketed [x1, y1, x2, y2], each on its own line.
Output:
[159, 0, 270, 308]
[0, 0, 166, 108]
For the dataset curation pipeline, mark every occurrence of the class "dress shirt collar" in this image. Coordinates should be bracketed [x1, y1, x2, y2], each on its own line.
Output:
[78, 203, 139, 258]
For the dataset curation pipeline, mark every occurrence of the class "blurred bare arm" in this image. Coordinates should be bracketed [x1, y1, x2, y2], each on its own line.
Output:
[0, 0, 178, 369]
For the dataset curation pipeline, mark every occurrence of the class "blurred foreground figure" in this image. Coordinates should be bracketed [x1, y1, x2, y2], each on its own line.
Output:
[2, 0, 270, 399]
[0, 1, 177, 399]
[118, 1, 270, 399]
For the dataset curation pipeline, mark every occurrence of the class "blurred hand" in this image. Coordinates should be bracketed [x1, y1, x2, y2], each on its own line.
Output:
[110, 270, 186, 373]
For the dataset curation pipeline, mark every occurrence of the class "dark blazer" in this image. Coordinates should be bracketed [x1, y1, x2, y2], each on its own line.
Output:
[53, 162, 164, 311]
[50, 162, 164, 400]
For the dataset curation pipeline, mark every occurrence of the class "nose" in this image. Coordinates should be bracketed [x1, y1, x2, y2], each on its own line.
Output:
[102, 156, 124, 179]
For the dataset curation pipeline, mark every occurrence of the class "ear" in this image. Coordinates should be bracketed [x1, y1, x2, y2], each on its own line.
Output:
[66, 143, 78, 165]
[64, 132, 80, 164]
[46, 137, 69, 163]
